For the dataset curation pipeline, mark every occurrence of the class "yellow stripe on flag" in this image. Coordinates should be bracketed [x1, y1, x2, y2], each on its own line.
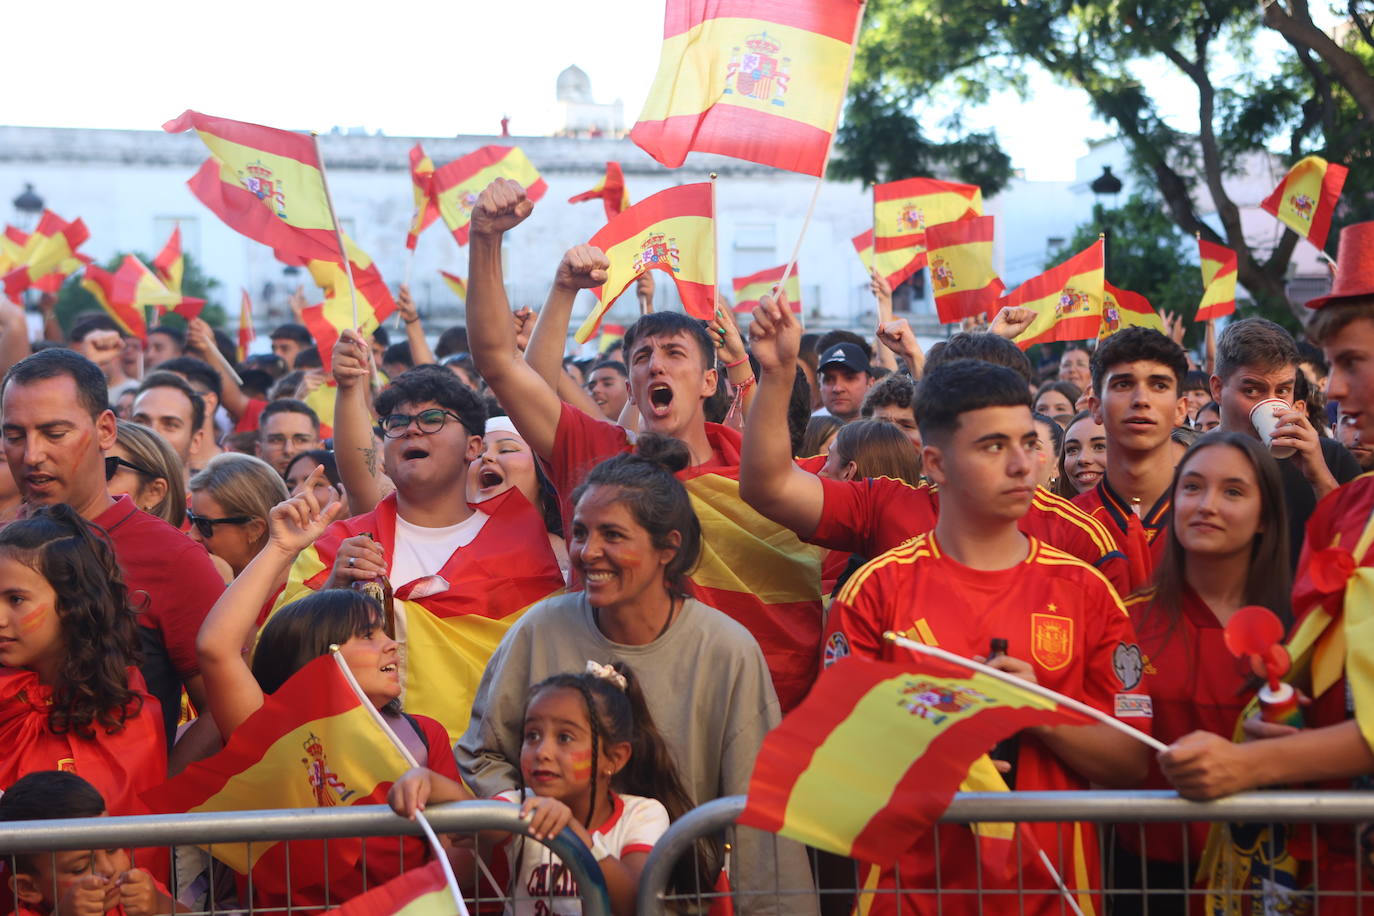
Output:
[638, 19, 853, 134]
[435, 150, 542, 237]
[874, 190, 984, 242]
[197, 139, 336, 231]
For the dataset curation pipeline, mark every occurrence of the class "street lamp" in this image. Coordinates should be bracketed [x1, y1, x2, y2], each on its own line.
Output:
[11, 183, 43, 230]
[1090, 166, 1123, 274]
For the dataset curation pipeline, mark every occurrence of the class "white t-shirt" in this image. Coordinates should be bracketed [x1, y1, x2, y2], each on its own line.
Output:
[388, 510, 488, 586]
[494, 789, 668, 915]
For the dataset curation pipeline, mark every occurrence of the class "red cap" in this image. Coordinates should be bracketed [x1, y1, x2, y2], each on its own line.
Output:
[1307, 220, 1374, 309]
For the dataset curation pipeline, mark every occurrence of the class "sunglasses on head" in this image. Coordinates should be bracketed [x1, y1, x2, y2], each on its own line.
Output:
[104, 456, 155, 481]
[185, 510, 253, 539]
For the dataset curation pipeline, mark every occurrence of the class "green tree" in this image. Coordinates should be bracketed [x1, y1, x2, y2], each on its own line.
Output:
[54, 251, 225, 336]
[838, 0, 1374, 323]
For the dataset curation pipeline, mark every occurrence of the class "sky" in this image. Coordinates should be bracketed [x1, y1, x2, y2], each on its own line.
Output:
[3, 0, 1318, 183]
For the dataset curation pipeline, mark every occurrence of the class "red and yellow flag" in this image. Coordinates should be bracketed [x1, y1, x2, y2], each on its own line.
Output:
[925, 215, 1004, 323]
[296, 234, 397, 373]
[0, 226, 27, 274]
[1100, 282, 1164, 339]
[164, 110, 344, 265]
[1005, 239, 1106, 349]
[569, 161, 631, 222]
[439, 270, 467, 302]
[732, 264, 800, 314]
[432, 146, 547, 246]
[873, 178, 983, 289]
[738, 654, 1090, 864]
[1260, 155, 1348, 249]
[114, 255, 181, 312]
[633, 0, 864, 176]
[336, 862, 453, 916]
[405, 143, 440, 251]
[237, 288, 255, 361]
[3, 211, 90, 301]
[574, 182, 715, 344]
[851, 228, 874, 271]
[143, 653, 416, 895]
[1197, 238, 1239, 322]
[153, 225, 184, 294]
[82, 264, 146, 341]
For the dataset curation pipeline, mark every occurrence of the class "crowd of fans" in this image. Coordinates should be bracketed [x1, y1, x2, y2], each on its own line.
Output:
[1, 181, 1372, 916]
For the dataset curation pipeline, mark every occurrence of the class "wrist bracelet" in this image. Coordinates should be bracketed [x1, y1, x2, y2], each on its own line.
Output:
[723, 355, 750, 369]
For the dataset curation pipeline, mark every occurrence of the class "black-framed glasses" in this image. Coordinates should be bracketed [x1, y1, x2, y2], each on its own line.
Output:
[185, 510, 253, 539]
[376, 408, 466, 439]
[104, 456, 155, 481]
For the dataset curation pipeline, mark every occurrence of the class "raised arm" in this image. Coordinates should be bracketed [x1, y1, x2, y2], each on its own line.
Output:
[468, 180, 584, 460]
[869, 269, 899, 373]
[195, 474, 343, 740]
[186, 317, 250, 419]
[525, 245, 611, 420]
[0, 299, 31, 378]
[395, 285, 437, 366]
[739, 292, 825, 538]
[330, 328, 385, 513]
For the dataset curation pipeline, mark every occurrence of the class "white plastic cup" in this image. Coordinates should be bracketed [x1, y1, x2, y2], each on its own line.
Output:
[1250, 398, 1296, 459]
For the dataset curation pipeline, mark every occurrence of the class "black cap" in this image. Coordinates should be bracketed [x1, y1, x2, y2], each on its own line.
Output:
[818, 342, 870, 375]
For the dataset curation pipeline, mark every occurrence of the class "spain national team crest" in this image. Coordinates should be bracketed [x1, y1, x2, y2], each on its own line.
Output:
[240, 160, 287, 218]
[823, 631, 850, 667]
[724, 32, 791, 106]
[930, 256, 954, 291]
[1287, 192, 1315, 223]
[301, 732, 356, 806]
[897, 678, 994, 726]
[631, 232, 681, 275]
[1031, 612, 1074, 671]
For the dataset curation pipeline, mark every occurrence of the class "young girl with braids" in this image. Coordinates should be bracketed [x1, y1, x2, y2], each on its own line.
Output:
[390, 660, 690, 916]
[0, 504, 166, 817]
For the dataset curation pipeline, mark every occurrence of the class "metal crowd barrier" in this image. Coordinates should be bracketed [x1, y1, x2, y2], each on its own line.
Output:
[0, 800, 612, 916]
[638, 790, 1374, 915]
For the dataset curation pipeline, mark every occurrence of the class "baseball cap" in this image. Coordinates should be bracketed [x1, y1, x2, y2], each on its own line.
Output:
[818, 342, 871, 375]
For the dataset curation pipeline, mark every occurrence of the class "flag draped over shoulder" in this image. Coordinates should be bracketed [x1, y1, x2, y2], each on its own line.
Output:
[432, 146, 546, 246]
[1260, 155, 1348, 249]
[439, 270, 467, 302]
[82, 264, 146, 340]
[237, 288, 255, 361]
[1197, 238, 1239, 322]
[406, 144, 441, 251]
[632, 0, 864, 176]
[1099, 282, 1163, 338]
[165, 110, 344, 265]
[143, 653, 412, 888]
[873, 178, 982, 290]
[3, 211, 90, 301]
[732, 264, 800, 313]
[569, 161, 631, 222]
[296, 234, 396, 372]
[1006, 239, 1106, 349]
[925, 215, 1003, 323]
[851, 228, 873, 271]
[575, 182, 715, 344]
[739, 655, 1091, 864]
[273, 489, 564, 743]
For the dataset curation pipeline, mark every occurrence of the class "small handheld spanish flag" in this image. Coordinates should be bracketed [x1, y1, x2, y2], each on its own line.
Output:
[732, 264, 800, 314]
[432, 146, 546, 246]
[924, 215, 1003, 323]
[568, 161, 630, 222]
[1006, 238, 1106, 349]
[1197, 238, 1238, 322]
[872, 177, 983, 290]
[1260, 155, 1348, 250]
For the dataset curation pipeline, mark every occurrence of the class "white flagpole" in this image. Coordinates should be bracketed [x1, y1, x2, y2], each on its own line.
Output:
[883, 632, 1167, 752]
[312, 133, 361, 330]
[329, 650, 471, 916]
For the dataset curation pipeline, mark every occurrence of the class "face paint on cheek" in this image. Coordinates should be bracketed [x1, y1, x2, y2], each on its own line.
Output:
[17, 605, 49, 635]
[570, 749, 593, 781]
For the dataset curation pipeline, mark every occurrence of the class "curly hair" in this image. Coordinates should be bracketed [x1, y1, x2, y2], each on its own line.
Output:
[374, 364, 488, 438]
[0, 505, 142, 738]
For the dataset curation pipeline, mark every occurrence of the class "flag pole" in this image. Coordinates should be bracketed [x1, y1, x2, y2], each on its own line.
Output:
[883, 632, 1168, 752]
[329, 650, 471, 916]
[312, 132, 361, 330]
[777, 0, 867, 308]
[709, 172, 719, 319]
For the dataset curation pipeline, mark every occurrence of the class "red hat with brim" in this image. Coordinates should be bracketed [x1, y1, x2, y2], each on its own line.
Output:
[1307, 221, 1374, 309]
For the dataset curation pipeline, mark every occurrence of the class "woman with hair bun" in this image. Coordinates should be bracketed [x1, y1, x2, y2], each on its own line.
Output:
[459, 433, 810, 910]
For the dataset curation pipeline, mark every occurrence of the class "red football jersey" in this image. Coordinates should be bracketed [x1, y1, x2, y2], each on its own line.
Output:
[1073, 479, 1169, 594]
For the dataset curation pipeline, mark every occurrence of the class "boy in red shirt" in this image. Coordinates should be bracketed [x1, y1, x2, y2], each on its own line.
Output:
[1072, 328, 1189, 592]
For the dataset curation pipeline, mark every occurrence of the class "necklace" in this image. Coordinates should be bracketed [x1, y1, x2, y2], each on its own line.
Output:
[593, 595, 679, 643]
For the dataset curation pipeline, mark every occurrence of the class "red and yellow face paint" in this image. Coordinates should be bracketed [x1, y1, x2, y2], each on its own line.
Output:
[569, 749, 594, 783]
[16, 604, 50, 636]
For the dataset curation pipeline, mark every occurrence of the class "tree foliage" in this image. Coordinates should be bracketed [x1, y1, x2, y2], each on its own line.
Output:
[838, 0, 1374, 324]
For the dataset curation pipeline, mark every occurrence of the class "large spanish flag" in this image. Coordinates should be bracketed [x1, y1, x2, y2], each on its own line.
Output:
[406, 143, 441, 251]
[873, 177, 983, 289]
[3, 211, 90, 301]
[165, 111, 344, 265]
[851, 228, 874, 271]
[143, 652, 415, 888]
[632, 0, 864, 176]
[82, 264, 146, 340]
[739, 655, 1090, 864]
[439, 270, 467, 302]
[297, 234, 397, 373]
[1006, 239, 1106, 349]
[431, 146, 547, 246]
[1197, 237, 1239, 322]
[1099, 281, 1164, 339]
[574, 182, 715, 344]
[732, 263, 800, 313]
[925, 215, 1003, 323]
[272, 488, 565, 743]
[1260, 155, 1348, 250]
[569, 161, 631, 222]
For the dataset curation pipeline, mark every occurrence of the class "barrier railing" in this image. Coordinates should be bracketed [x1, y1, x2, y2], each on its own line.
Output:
[0, 801, 612, 916]
[637, 790, 1374, 915]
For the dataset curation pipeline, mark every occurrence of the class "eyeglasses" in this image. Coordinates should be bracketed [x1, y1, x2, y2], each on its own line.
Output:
[185, 510, 253, 539]
[104, 456, 155, 481]
[377, 408, 466, 439]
